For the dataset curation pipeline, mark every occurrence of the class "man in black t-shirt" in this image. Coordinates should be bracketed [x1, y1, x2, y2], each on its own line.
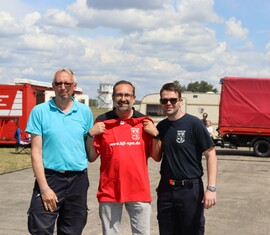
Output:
[156, 83, 217, 235]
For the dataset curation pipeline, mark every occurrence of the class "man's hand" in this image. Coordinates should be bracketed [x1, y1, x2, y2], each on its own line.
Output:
[41, 188, 58, 212]
[143, 119, 159, 137]
[202, 190, 217, 209]
[89, 122, 106, 137]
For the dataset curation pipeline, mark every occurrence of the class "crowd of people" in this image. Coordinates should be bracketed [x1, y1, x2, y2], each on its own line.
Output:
[26, 68, 217, 235]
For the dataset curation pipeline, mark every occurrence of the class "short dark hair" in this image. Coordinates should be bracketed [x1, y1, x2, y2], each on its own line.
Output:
[113, 80, 135, 96]
[160, 83, 181, 98]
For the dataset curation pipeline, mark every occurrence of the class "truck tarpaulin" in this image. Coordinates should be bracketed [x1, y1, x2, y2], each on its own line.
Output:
[219, 77, 270, 135]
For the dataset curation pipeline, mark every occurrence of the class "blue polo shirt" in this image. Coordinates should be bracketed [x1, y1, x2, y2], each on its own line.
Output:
[26, 98, 93, 171]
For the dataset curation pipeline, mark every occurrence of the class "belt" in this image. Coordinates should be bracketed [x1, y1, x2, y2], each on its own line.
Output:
[168, 178, 200, 187]
[45, 168, 86, 176]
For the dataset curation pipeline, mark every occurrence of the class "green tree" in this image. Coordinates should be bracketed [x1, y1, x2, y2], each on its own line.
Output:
[186, 81, 218, 93]
[173, 80, 187, 92]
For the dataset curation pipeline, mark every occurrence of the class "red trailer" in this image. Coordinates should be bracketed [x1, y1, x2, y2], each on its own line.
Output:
[0, 79, 88, 145]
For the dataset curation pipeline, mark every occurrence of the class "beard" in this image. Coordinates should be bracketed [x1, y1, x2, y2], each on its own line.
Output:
[114, 100, 133, 111]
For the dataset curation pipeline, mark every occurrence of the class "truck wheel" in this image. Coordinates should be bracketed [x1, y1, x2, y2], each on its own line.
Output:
[253, 140, 270, 157]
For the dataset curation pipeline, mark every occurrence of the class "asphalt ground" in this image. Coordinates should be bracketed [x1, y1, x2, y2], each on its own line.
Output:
[0, 147, 269, 235]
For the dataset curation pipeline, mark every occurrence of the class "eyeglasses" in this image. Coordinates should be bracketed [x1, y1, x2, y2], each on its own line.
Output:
[160, 98, 179, 105]
[113, 93, 134, 99]
[54, 82, 74, 88]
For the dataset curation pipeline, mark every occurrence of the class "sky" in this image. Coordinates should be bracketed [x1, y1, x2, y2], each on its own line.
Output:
[1, 0, 270, 100]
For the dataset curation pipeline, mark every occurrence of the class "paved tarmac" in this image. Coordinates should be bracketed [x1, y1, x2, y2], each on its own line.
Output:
[0, 147, 270, 235]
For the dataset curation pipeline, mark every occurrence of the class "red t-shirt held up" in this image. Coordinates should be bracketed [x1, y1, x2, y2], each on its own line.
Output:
[93, 117, 153, 203]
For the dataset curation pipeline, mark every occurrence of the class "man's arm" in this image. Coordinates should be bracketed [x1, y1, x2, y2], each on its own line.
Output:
[85, 122, 106, 162]
[151, 138, 162, 162]
[143, 119, 162, 162]
[203, 146, 218, 209]
[30, 134, 58, 212]
[85, 135, 99, 162]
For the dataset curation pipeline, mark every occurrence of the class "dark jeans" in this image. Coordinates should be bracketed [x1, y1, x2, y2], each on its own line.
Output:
[27, 169, 89, 235]
[157, 178, 205, 235]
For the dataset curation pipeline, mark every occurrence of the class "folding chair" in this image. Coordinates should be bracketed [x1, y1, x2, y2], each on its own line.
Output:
[14, 128, 31, 154]
[15, 140, 31, 154]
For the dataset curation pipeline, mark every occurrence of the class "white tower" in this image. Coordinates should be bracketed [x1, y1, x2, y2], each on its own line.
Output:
[97, 82, 113, 109]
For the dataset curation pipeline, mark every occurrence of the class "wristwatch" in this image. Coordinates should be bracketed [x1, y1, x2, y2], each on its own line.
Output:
[207, 185, 217, 192]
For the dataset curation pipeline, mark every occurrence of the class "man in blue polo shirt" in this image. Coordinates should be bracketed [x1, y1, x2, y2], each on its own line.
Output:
[26, 68, 93, 235]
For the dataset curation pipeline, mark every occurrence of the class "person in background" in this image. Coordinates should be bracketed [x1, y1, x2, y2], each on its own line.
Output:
[86, 80, 161, 235]
[206, 120, 214, 137]
[14, 127, 30, 145]
[26, 68, 93, 235]
[156, 83, 217, 235]
[202, 112, 208, 126]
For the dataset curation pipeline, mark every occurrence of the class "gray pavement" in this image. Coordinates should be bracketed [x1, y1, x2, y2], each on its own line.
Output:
[0, 147, 270, 235]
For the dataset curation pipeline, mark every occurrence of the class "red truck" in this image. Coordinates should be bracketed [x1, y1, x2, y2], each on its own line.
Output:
[0, 79, 88, 145]
[215, 77, 270, 157]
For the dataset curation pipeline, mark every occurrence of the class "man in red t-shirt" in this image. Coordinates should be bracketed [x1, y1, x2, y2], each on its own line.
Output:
[86, 80, 161, 235]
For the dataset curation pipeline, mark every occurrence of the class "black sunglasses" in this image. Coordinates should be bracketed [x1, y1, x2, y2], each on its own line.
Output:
[160, 98, 179, 105]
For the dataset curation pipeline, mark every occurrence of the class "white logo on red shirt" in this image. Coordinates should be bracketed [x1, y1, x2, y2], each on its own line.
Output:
[131, 128, 140, 140]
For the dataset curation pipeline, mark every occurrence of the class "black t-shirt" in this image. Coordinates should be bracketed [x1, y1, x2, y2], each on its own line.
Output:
[157, 113, 214, 180]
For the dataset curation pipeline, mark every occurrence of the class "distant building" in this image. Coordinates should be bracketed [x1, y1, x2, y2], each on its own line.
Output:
[97, 82, 113, 109]
[139, 92, 220, 131]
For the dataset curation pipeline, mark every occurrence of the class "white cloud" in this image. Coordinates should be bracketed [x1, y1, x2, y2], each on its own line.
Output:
[245, 41, 254, 49]
[44, 9, 77, 27]
[225, 17, 249, 39]
[21, 67, 35, 76]
[70, 0, 222, 32]
[0, 0, 270, 100]
[0, 0, 34, 18]
[21, 34, 59, 51]
[0, 12, 24, 36]
[177, 0, 223, 24]
[69, 3, 170, 30]
[23, 12, 41, 28]
[86, 0, 168, 10]
[215, 42, 227, 54]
